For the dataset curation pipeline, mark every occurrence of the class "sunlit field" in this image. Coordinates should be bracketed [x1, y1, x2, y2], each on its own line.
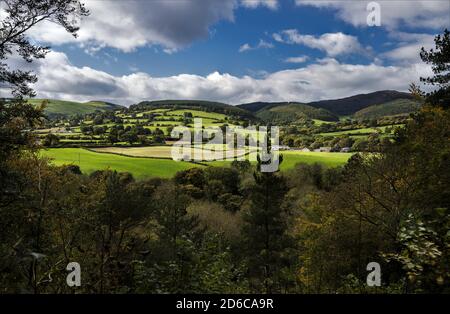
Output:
[41, 148, 353, 179]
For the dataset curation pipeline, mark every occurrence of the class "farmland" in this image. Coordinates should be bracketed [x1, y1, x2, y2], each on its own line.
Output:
[40, 148, 200, 179]
[317, 125, 404, 137]
[41, 148, 353, 179]
[90, 145, 255, 160]
[33, 96, 417, 179]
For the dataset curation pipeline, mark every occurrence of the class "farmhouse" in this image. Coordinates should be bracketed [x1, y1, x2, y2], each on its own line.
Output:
[340, 147, 351, 153]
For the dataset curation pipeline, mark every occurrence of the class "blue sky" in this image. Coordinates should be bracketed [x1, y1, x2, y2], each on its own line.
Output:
[3, 0, 450, 105]
[61, 2, 386, 77]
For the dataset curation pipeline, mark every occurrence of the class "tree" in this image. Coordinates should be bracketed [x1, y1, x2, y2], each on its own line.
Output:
[0, 0, 89, 97]
[43, 133, 59, 147]
[420, 29, 450, 108]
[121, 131, 138, 145]
[0, 1, 89, 292]
[1, 0, 89, 239]
[80, 125, 93, 135]
[241, 155, 296, 293]
[296, 107, 450, 293]
[93, 115, 104, 125]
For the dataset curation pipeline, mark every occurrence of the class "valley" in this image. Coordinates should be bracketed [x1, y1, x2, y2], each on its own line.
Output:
[31, 90, 419, 179]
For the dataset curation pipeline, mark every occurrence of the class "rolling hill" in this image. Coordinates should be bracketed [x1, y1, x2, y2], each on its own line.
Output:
[306, 90, 414, 116]
[354, 99, 421, 120]
[237, 102, 338, 123]
[131, 99, 256, 120]
[25, 90, 419, 122]
[27, 98, 123, 117]
[236, 101, 280, 112]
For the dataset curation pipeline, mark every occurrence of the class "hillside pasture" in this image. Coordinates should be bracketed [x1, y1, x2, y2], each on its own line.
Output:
[41, 148, 200, 179]
[166, 109, 227, 120]
[318, 124, 404, 137]
[27, 99, 121, 116]
[41, 148, 352, 180]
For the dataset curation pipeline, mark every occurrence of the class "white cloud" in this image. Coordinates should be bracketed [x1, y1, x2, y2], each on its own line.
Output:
[239, 43, 252, 53]
[2, 51, 432, 105]
[272, 32, 283, 42]
[238, 39, 274, 52]
[257, 39, 274, 49]
[25, 0, 237, 52]
[381, 32, 436, 64]
[295, 0, 450, 30]
[241, 0, 278, 10]
[274, 30, 365, 57]
[284, 55, 309, 63]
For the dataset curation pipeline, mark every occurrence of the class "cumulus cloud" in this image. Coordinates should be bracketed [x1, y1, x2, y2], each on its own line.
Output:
[295, 0, 450, 30]
[284, 55, 309, 63]
[238, 39, 274, 52]
[18, 0, 285, 53]
[1, 51, 432, 105]
[25, 0, 237, 52]
[241, 0, 278, 10]
[274, 30, 365, 57]
[381, 32, 436, 64]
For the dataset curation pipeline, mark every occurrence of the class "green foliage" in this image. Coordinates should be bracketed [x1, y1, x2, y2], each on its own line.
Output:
[294, 106, 450, 293]
[383, 210, 449, 292]
[420, 29, 450, 108]
[43, 133, 60, 147]
[241, 158, 297, 293]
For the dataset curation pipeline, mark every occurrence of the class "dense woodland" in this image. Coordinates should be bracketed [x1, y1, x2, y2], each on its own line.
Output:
[0, 1, 449, 294]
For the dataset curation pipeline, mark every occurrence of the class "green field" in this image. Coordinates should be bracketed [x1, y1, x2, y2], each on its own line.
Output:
[41, 148, 200, 179]
[280, 151, 353, 169]
[41, 148, 352, 179]
[318, 125, 403, 136]
[166, 109, 227, 120]
[312, 119, 334, 126]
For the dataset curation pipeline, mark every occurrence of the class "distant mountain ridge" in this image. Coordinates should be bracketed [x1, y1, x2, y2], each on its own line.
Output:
[22, 90, 417, 119]
[354, 99, 421, 119]
[236, 101, 286, 113]
[237, 90, 416, 118]
[306, 90, 414, 116]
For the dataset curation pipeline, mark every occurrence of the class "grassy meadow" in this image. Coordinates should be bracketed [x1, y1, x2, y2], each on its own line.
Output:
[40, 148, 200, 179]
[41, 148, 353, 179]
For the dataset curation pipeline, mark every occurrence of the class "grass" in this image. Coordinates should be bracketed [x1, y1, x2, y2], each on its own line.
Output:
[312, 119, 334, 126]
[318, 125, 401, 136]
[166, 109, 226, 120]
[206, 151, 352, 170]
[280, 151, 353, 169]
[27, 99, 120, 116]
[41, 148, 201, 179]
[40, 148, 353, 180]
